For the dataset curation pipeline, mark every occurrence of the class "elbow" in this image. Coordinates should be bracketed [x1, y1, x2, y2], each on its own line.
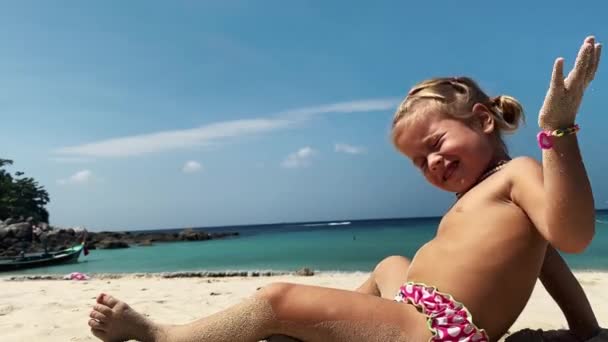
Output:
[548, 217, 595, 254]
[559, 236, 593, 253]
[575, 212, 597, 252]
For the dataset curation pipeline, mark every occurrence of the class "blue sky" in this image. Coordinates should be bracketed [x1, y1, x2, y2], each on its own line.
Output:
[1, 1, 607, 231]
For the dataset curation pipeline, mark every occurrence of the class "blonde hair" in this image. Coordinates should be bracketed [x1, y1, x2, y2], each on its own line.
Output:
[392, 77, 525, 152]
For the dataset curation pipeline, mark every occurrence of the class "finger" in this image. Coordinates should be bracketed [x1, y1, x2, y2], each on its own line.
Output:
[551, 57, 565, 89]
[89, 310, 107, 323]
[568, 38, 594, 87]
[591, 43, 602, 79]
[586, 42, 600, 83]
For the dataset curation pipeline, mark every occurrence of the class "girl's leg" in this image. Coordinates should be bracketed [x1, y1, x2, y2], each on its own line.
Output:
[266, 256, 412, 342]
[89, 281, 430, 342]
[355, 256, 411, 299]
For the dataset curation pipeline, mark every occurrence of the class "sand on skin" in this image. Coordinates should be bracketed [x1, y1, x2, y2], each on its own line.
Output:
[0, 272, 606, 342]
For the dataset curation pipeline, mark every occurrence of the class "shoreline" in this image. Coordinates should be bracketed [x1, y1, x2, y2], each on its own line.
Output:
[1, 270, 300, 281]
[2, 268, 608, 281]
[0, 269, 371, 281]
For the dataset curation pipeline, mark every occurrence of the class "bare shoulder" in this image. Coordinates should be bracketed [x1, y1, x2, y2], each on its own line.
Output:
[503, 156, 544, 204]
[506, 156, 542, 170]
[453, 157, 541, 205]
[503, 157, 543, 184]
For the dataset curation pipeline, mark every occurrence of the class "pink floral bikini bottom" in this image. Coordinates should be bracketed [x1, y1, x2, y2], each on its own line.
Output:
[394, 282, 489, 342]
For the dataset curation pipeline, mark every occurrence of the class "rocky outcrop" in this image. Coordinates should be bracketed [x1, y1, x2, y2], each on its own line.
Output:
[296, 267, 315, 276]
[84, 229, 238, 250]
[5, 223, 33, 240]
[178, 228, 212, 241]
[0, 218, 239, 257]
[95, 240, 130, 249]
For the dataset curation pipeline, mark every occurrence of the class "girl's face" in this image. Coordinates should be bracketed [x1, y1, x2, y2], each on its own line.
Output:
[393, 108, 496, 194]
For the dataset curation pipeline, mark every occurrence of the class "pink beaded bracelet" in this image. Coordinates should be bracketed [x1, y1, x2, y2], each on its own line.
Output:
[537, 124, 580, 149]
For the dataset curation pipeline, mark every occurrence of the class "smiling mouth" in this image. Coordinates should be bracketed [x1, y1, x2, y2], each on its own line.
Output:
[443, 161, 459, 182]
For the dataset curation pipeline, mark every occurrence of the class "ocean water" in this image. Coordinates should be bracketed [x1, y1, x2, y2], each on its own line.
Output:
[4, 216, 608, 276]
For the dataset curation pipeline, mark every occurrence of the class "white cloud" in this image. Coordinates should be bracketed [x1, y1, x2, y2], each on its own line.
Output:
[182, 160, 202, 173]
[57, 170, 93, 185]
[54, 118, 290, 158]
[281, 147, 316, 169]
[334, 143, 366, 155]
[53, 98, 397, 159]
[280, 98, 399, 119]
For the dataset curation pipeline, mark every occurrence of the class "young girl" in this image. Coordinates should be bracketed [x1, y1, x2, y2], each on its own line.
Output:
[87, 37, 602, 342]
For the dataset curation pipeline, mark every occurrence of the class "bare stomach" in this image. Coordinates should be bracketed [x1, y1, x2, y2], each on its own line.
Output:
[405, 237, 547, 340]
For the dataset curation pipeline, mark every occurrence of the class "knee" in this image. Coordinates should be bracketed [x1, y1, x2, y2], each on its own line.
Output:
[374, 255, 411, 273]
[255, 282, 295, 307]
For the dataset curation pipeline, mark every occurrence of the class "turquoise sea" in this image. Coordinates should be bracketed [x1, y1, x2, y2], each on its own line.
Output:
[4, 212, 608, 276]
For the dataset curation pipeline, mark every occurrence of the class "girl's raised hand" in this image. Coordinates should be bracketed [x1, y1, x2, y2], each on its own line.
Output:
[538, 36, 602, 130]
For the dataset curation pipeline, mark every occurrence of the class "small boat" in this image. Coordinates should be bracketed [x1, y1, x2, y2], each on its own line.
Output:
[0, 243, 86, 272]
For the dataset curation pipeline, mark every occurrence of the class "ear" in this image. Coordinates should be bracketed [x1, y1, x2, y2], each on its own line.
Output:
[472, 103, 495, 134]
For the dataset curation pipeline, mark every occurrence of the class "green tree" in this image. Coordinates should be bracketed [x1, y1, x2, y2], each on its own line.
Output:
[0, 158, 50, 223]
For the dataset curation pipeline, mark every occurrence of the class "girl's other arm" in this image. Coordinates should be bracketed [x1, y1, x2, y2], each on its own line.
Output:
[539, 245, 600, 340]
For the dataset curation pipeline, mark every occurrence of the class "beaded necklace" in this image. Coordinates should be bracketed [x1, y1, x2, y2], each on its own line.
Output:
[455, 160, 509, 199]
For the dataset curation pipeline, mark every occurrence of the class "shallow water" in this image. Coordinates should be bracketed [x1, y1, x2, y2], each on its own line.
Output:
[5, 216, 608, 276]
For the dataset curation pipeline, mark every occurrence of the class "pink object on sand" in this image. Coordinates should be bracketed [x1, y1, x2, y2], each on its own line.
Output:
[63, 272, 90, 281]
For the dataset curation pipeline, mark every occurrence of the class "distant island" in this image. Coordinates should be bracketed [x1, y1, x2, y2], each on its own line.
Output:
[0, 216, 239, 257]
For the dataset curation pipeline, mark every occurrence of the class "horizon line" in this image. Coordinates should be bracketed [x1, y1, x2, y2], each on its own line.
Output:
[80, 208, 608, 232]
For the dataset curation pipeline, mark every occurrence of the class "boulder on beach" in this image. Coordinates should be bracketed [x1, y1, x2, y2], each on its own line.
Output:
[296, 267, 314, 276]
[6, 222, 33, 240]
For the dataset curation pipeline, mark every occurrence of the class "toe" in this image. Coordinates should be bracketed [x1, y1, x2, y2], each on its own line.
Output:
[99, 294, 119, 308]
[88, 318, 105, 330]
[90, 310, 107, 323]
[93, 303, 113, 317]
[90, 327, 107, 340]
[96, 293, 106, 303]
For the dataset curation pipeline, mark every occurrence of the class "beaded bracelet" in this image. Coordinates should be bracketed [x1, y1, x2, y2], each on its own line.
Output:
[537, 124, 580, 149]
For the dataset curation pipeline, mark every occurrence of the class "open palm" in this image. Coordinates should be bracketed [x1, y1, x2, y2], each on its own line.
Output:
[538, 36, 602, 129]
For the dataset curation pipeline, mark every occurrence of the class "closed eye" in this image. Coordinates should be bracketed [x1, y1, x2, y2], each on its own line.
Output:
[412, 158, 426, 171]
[419, 160, 427, 171]
[432, 134, 444, 149]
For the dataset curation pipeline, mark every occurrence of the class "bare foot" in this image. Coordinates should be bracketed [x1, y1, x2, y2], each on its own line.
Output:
[88, 293, 165, 342]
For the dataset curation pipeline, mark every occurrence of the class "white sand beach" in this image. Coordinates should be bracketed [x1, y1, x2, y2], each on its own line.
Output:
[0, 272, 606, 342]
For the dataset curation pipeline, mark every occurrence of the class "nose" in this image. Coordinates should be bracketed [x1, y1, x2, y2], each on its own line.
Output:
[427, 153, 443, 173]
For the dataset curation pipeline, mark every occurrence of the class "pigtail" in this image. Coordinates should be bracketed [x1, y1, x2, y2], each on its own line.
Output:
[492, 95, 525, 133]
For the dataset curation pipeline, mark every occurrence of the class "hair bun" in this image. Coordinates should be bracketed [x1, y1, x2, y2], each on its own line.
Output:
[493, 95, 525, 133]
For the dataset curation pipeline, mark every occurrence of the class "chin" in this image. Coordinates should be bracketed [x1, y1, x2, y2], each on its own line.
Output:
[441, 179, 471, 195]
[430, 175, 471, 194]
[443, 186, 462, 194]
[435, 183, 459, 193]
